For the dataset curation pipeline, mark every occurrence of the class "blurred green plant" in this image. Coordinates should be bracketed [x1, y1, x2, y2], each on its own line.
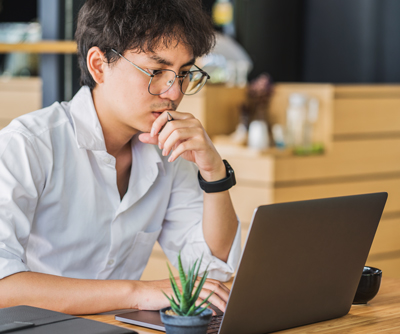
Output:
[163, 253, 213, 316]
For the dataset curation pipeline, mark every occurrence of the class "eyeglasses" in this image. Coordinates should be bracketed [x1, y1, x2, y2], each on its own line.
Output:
[111, 49, 210, 96]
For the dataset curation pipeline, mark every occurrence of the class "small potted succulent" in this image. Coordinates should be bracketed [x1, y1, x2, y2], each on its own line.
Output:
[160, 254, 214, 334]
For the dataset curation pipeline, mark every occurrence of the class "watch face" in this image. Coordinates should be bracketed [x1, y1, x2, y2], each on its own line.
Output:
[223, 160, 236, 185]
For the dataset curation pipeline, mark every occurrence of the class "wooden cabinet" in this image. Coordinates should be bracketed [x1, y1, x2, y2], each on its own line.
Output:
[218, 85, 400, 279]
[0, 41, 76, 54]
[144, 84, 400, 280]
[0, 78, 42, 129]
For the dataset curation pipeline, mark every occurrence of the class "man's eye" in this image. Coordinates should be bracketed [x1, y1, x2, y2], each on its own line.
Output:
[148, 69, 163, 75]
[179, 71, 190, 76]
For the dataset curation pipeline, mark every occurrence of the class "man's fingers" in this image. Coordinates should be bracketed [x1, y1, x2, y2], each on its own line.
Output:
[138, 132, 158, 145]
[161, 127, 191, 155]
[196, 278, 231, 313]
[150, 111, 194, 137]
[150, 112, 171, 137]
[158, 118, 200, 146]
[199, 288, 226, 312]
[202, 277, 230, 290]
[136, 278, 229, 314]
[196, 279, 230, 302]
[162, 128, 203, 158]
[204, 278, 231, 295]
[164, 277, 229, 313]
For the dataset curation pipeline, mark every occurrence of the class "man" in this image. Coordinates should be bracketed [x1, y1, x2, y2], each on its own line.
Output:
[0, 0, 240, 315]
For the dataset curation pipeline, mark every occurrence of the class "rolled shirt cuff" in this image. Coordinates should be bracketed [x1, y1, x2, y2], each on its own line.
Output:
[181, 218, 242, 282]
[0, 249, 30, 279]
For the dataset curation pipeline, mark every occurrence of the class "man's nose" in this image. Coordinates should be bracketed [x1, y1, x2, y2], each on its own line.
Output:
[159, 77, 182, 101]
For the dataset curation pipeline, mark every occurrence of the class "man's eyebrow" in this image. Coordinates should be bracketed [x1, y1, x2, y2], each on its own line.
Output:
[148, 55, 195, 68]
[182, 58, 196, 67]
[149, 54, 172, 66]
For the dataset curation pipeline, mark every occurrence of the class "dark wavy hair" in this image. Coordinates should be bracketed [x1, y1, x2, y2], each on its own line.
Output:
[75, 0, 216, 89]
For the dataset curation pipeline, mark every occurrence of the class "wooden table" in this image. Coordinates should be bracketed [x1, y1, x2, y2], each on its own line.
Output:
[81, 277, 400, 333]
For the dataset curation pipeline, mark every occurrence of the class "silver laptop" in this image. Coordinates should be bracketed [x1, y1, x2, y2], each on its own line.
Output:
[116, 192, 387, 334]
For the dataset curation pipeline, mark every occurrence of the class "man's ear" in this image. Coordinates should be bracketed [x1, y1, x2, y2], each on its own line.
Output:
[87, 47, 107, 85]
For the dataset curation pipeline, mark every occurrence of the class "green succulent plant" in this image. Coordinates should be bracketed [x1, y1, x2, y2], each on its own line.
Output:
[163, 253, 213, 316]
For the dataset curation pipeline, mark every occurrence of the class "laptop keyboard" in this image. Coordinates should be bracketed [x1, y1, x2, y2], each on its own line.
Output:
[207, 315, 223, 334]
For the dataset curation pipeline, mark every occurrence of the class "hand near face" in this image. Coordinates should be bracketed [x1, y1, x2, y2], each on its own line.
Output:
[138, 111, 226, 181]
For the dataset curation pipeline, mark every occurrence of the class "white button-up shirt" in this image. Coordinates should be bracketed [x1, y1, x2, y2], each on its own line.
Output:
[0, 86, 241, 282]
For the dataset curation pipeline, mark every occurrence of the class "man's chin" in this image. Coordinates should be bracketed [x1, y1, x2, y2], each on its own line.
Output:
[129, 121, 151, 135]
[134, 126, 151, 135]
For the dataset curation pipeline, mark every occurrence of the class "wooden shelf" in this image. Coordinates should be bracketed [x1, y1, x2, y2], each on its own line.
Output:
[0, 41, 77, 54]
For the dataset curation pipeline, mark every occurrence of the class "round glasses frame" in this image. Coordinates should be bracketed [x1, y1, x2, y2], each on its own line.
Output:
[111, 49, 210, 96]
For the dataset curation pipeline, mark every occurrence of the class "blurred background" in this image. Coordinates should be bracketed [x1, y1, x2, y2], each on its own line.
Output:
[1, 0, 400, 279]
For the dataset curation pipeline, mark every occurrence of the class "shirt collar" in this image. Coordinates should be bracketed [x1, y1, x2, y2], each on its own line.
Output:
[132, 135, 166, 177]
[69, 86, 107, 151]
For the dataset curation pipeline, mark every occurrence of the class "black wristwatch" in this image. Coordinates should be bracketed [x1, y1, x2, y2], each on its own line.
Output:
[198, 159, 236, 193]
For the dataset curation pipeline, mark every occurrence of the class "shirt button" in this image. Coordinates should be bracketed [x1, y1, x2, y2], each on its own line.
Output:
[103, 156, 111, 164]
[107, 259, 114, 266]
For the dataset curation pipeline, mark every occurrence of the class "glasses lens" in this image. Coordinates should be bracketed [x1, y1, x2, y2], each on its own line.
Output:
[149, 70, 176, 95]
[181, 67, 208, 95]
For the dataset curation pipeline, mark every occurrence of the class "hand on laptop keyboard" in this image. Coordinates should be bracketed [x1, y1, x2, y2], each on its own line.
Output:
[194, 278, 230, 315]
[132, 277, 230, 314]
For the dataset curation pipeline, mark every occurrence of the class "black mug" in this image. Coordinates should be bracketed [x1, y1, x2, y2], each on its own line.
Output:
[353, 266, 382, 304]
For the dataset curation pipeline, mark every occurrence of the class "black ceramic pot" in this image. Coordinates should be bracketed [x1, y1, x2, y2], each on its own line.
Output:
[353, 266, 382, 304]
[160, 307, 212, 334]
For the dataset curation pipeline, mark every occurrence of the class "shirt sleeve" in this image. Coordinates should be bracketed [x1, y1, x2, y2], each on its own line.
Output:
[157, 157, 241, 282]
[0, 129, 44, 279]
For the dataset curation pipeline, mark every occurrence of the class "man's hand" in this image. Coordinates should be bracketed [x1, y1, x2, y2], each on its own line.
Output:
[139, 110, 238, 263]
[132, 278, 230, 314]
[138, 111, 226, 182]
[0, 272, 230, 315]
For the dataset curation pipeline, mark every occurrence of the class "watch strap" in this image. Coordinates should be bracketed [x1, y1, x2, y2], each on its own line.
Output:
[198, 159, 236, 193]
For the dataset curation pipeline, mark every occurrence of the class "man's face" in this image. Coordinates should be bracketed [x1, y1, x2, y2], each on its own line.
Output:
[97, 42, 195, 136]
